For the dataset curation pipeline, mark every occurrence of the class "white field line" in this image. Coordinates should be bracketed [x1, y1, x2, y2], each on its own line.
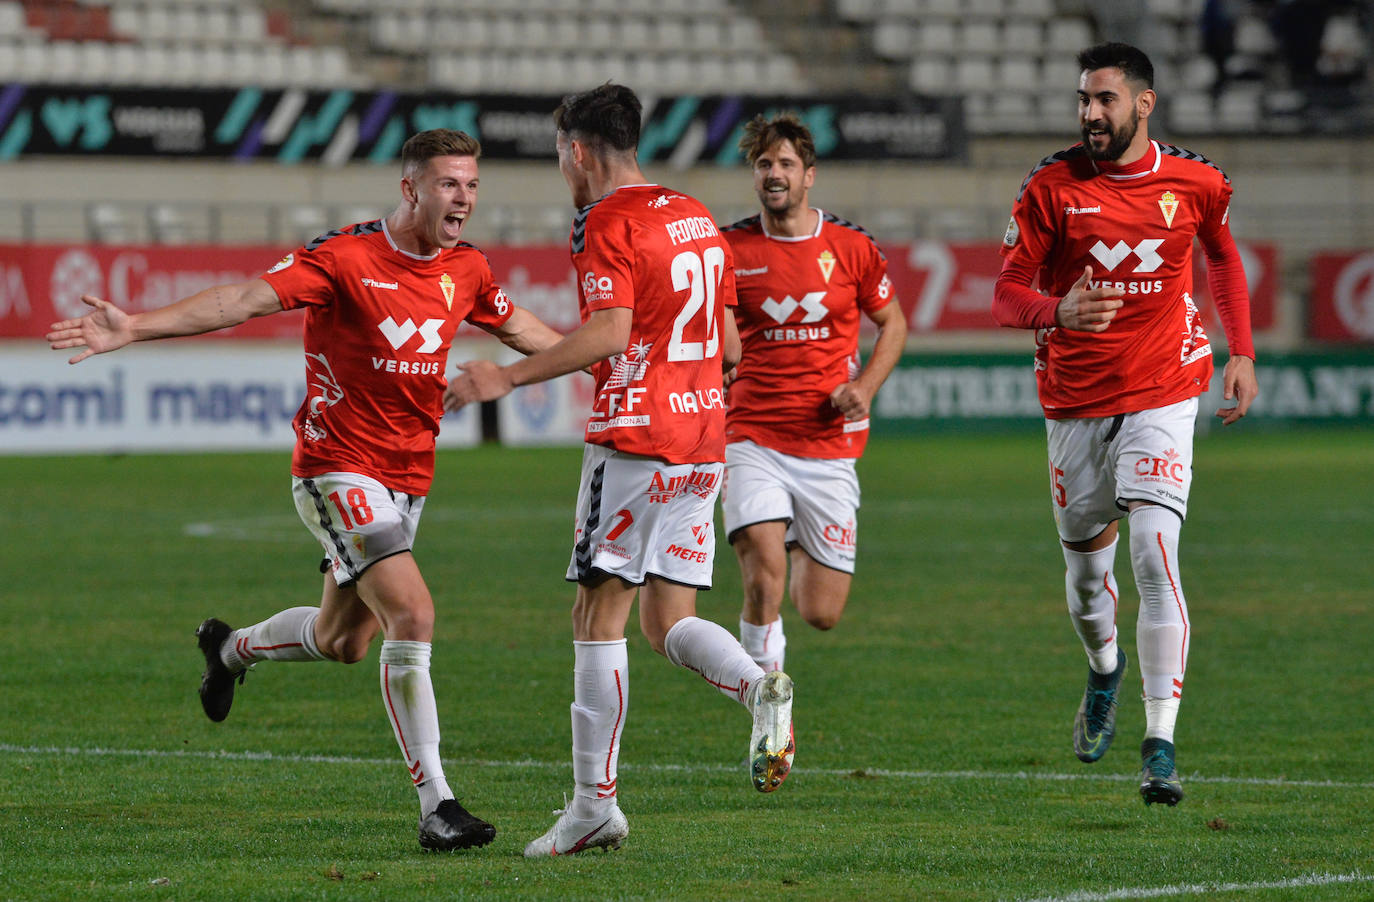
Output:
[1014, 870, 1373, 902]
[3, 743, 1373, 791]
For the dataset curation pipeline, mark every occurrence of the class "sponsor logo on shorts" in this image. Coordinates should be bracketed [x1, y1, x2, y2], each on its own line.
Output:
[645, 470, 720, 503]
[1134, 448, 1186, 485]
[665, 543, 709, 563]
[822, 518, 857, 551]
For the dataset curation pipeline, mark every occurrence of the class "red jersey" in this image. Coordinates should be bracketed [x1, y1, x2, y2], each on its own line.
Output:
[1000, 140, 1246, 419]
[723, 210, 895, 459]
[261, 219, 513, 494]
[571, 185, 736, 464]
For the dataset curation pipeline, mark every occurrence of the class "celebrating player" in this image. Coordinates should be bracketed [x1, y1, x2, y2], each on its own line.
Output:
[993, 42, 1259, 805]
[46, 129, 564, 849]
[720, 113, 907, 673]
[445, 84, 796, 857]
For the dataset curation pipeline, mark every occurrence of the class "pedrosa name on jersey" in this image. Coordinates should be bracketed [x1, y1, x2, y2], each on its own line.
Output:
[1087, 279, 1165, 296]
[664, 216, 719, 246]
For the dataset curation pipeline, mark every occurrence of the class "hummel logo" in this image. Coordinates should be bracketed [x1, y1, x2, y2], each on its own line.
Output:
[361, 277, 399, 290]
[760, 292, 828, 324]
[736, 266, 768, 277]
[1089, 239, 1164, 274]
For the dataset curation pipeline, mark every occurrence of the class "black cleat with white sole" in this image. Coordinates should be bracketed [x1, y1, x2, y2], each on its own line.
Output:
[195, 618, 243, 723]
[419, 799, 497, 851]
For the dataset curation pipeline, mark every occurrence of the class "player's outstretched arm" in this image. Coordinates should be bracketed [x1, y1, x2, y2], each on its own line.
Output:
[1055, 266, 1124, 332]
[446, 306, 631, 411]
[485, 305, 565, 357]
[47, 279, 282, 364]
[1216, 354, 1258, 426]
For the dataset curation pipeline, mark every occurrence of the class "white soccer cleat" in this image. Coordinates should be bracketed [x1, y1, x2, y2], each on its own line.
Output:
[523, 804, 629, 857]
[748, 669, 795, 792]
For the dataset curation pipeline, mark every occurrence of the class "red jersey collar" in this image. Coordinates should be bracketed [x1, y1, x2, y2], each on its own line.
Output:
[1091, 140, 1161, 181]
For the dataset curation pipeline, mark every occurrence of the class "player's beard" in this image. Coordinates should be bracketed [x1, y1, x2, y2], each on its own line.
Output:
[1081, 109, 1139, 162]
[757, 180, 803, 217]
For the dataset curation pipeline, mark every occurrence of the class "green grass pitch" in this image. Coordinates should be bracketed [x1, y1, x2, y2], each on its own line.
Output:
[1, 431, 1371, 901]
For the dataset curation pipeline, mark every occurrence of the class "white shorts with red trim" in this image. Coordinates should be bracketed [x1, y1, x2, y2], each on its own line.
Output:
[565, 443, 723, 589]
[292, 472, 424, 586]
[721, 439, 860, 574]
[1046, 397, 1197, 543]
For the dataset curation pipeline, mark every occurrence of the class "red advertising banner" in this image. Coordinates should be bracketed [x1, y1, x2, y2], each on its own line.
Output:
[1310, 251, 1374, 343]
[0, 240, 1278, 341]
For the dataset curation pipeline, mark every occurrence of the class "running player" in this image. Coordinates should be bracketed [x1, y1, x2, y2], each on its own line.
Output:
[992, 42, 1259, 805]
[46, 129, 564, 849]
[446, 84, 796, 857]
[720, 113, 907, 673]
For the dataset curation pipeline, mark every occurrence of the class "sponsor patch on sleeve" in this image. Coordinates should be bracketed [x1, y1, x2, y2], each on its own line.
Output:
[1002, 216, 1020, 248]
[267, 253, 294, 273]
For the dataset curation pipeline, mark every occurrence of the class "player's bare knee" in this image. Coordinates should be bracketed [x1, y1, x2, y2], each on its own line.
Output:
[801, 609, 841, 631]
[320, 632, 371, 664]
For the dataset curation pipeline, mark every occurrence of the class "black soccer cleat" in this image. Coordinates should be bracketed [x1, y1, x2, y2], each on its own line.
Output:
[1139, 738, 1185, 806]
[195, 618, 244, 723]
[1073, 648, 1127, 763]
[418, 799, 497, 851]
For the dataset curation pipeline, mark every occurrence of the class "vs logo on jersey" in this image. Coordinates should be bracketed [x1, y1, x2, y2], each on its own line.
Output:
[1159, 191, 1179, 228]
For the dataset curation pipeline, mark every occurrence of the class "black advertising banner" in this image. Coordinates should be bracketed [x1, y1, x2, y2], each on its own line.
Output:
[0, 84, 965, 164]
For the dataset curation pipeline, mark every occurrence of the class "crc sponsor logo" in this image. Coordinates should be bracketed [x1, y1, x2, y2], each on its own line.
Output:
[378, 316, 444, 353]
[1089, 238, 1164, 273]
[645, 469, 720, 503]
[664, 543, 709, 563]
[668, 388, 724, 414]
[581, 270, 614, 303]
[823, 518, 857, 550]
[1134, 448, 1186, 485]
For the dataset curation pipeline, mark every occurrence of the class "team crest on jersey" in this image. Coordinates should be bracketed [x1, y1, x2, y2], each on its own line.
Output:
[1159, 191, 1179, 228]
[439, 273, 455, 310]
[267, 253, 294, 273]
[817, 250, 836, 283]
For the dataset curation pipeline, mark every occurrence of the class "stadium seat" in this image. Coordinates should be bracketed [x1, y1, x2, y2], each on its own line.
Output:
[873, 20, 916, 61]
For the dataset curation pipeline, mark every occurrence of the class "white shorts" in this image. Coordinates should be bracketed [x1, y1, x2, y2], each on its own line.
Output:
[1046, 397, 1197, 543]
[566, 443, 723, 589]
[721, 439, 860, 574]
[292, 472, 425, 586]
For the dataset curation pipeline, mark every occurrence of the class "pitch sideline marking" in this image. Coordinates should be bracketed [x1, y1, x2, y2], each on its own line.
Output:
[1014, 870, 1372, 902]
[3, 743, 1374, 791]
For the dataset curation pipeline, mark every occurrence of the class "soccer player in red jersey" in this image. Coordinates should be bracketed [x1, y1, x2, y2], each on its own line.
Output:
[46, 129, 564, 850]
[992, 42, 1259, 806]
[446, 84, 796, 857]
[719, 113, 907, 674]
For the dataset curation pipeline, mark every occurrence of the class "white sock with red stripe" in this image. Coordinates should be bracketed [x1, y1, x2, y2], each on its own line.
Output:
[379, 640, 452, 816]
[220, 606, 326, 671]
[569, 639, 628, 820]
[1130, 505, 1190, 704]
[663, 616, 766, 707]
[739, 616, 786, 672]
[1062, 540, 1121, 675]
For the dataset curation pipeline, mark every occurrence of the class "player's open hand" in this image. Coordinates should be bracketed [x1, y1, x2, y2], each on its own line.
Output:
[830, 382, 873, 421]
[46, 294, 135, 364]
[1215, 354, 1258, 426]
[444, 359, 514, 411]
[1056, 266, 1124, 332]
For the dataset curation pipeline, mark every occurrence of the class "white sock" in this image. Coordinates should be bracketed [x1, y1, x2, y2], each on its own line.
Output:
[663, 616, 765, 707]
[1130, 505, 1190, 701]
[1062, 540, 1121, 675]
[1144, 695, 1180, 742]
[220, 606, 326, 671]
[569, 639, 628, 820]
[739, 616, 785, 672]
[379, 640, 452, 816]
